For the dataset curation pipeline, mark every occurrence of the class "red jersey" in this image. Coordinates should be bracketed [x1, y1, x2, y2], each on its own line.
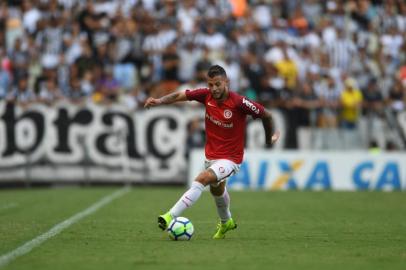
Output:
[185, 88, 265, 164]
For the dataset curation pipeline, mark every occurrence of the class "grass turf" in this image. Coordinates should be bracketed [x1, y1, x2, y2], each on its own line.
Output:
[0, 187, 405, 270]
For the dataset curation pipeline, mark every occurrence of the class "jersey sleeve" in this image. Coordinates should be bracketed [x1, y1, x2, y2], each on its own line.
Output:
[185, 88, 210, 104]
[238, 96, 265, 119]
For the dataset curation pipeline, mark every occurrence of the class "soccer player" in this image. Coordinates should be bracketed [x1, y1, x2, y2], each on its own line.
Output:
[144, 65, 280, 239]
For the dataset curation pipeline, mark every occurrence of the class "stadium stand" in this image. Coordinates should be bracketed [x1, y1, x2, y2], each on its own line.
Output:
[0, 0, 405, 150]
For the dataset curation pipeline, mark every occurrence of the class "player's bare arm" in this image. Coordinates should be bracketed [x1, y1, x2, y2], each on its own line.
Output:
[261, 109, 280, 147]
[144, 91, 188, 109]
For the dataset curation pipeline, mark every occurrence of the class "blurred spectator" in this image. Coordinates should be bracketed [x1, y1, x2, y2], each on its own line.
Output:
[6, 74, 35, 107]
[218, 55, 242, 93]
[302, 0, 322, 27]
[161, 42, 180, 83]
[315, 74, 341, 127]
[8, 37, 29, 81]
[326, 28, 356, 72]
[400, 62, 406, 83]
[153, 41, 180, 97]
[296, 82, 319, 127]
[178, 41, 202, 83]
[0, 54, 11, 99]
[252, 0, 272, 30]
[121, 86, 148, 111]
[385, 140, 399, 151]
[177, 0, 200, 34]
[362, 77, 385, 146]
[185, 117, 205, 158]
[80, 70, 95, 98]
[73, 42, 96, 79]
[113, 63, 137, 92]
[196, 22, 227, 58]
[195, 46, 212, 84]
[380, 26, 404, 62]
[56, 53, 70, 95]
[22, 0, 41, 34]
[386, 80, 405, 115]
[290, 6, 309, 34]
[95, 67, 120, 104]
[260, 62, 284, 105]
[37, 77, 63, 106]
[362, 78, 384, 118]
[368, 140, 381, 154]
[63, 22, 86, 65]
[241, 48, 265, 98]
[229, 0, 248, 18]
[349, 47, 379, 90]
[66, 76, 84, 104]
[275, 44, 298, 90]
[340, 77, 363, 129]
[0, 0, 404, 149]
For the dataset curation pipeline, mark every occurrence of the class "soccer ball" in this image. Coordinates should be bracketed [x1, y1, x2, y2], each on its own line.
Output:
[167, 217, 194, 241]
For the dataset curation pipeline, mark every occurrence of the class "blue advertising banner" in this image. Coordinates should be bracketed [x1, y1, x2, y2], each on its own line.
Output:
[189, 150, 406, 191]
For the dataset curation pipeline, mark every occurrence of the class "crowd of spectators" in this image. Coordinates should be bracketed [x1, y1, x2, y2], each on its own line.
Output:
[0, 0, 405, 148]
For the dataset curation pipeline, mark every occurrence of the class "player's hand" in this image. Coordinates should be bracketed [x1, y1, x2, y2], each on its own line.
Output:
[271, 130, 280, 144]
[266, 130, 280, 148]
[144, 97, 162, 109]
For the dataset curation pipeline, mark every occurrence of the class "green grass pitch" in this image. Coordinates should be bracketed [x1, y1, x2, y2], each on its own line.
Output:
[0, 187, 405, 270]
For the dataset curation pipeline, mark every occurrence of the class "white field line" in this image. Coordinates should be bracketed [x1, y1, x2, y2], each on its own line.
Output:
[0, 187, 131, 268]
[0, 203, 18, 211]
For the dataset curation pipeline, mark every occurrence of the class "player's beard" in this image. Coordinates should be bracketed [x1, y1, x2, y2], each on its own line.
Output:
[213, 88, 227, 100]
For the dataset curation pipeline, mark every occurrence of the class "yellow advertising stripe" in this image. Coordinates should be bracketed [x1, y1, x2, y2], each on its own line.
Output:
[270, 160, 304, 190]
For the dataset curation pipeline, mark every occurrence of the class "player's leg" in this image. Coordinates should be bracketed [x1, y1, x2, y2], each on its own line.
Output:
[210, 181, 231, 223]
[158, 169, 218, 230]
[208, 159, 240, 239]
[211, 182, 237, 239]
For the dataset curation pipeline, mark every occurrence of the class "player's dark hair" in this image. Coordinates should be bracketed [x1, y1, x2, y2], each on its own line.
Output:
[207, 65, 227, 78]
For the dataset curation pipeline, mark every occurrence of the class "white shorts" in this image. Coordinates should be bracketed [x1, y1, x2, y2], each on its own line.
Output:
[205, 159, 241, 186]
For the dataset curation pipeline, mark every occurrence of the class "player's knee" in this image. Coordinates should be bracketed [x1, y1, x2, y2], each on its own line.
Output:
[195, 170, 217, 186]
[210, 183, 224, 196]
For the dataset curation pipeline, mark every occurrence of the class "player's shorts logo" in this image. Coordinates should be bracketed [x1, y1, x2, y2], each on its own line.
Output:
[224, 110, 232, 119]
[219, 167, 225, 173]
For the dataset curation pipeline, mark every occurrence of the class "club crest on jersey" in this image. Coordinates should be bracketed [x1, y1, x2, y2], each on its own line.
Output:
[224, 109, 232, 119]
[242, 98, 260, 114]
[219, 167, 225, 173]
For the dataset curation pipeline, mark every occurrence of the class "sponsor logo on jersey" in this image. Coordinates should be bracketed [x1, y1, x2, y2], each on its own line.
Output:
[205, 113, 233, 128]
[242, 98, 260, 114]
[207, 101, 216, 107]
[224, 109, 232, 119]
